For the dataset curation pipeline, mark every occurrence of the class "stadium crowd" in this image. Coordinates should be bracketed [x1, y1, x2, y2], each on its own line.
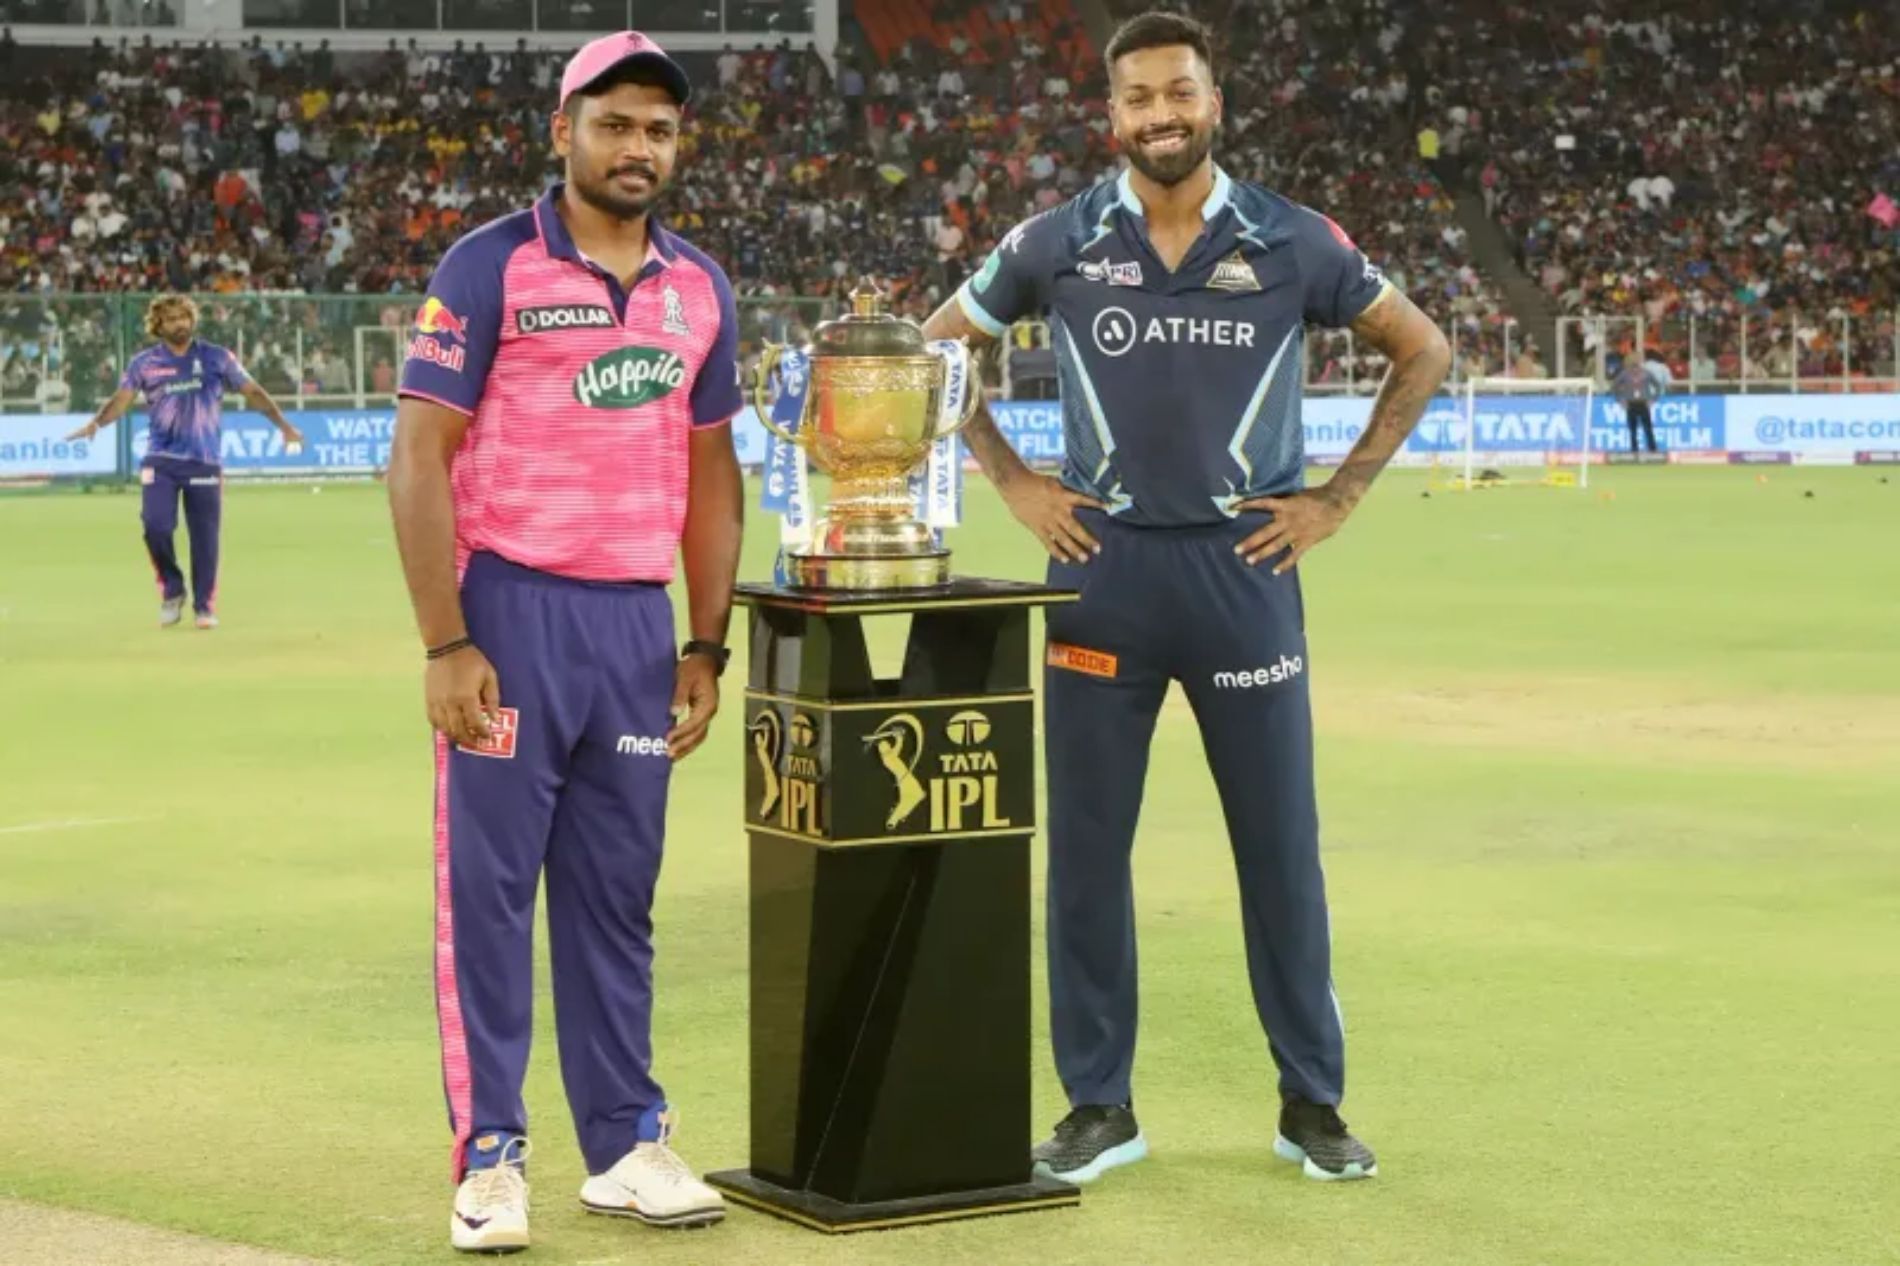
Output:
[2, 0, 1897, 407]
[1408, 0, 1899, 380]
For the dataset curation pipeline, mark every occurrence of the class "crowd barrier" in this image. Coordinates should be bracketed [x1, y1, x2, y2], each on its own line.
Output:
[6, 393, 1900, 482]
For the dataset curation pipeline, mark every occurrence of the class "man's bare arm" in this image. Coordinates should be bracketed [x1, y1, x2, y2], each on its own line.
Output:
[387, 398, 473, 649]
[64, 387, 137, 441]
[387, 397, 498, 746]
[680, 423, 745, 648]
[1233, 287, 1450, 572]
[1325, 288, 1451, 510]
[666, 423, 746, 762]
[919, 298, 1031, 492]
[919, 296, 1104, 562]
[238, 380, 302, 441]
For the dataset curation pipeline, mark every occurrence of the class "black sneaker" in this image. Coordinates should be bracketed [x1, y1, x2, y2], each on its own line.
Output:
[1274, 1097, 1377, 1181]
[1030, 1104, 1148, 1184]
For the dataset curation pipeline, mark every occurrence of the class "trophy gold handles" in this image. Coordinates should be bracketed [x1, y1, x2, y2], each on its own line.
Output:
[925, 338, 982, 441]
[752, 343, 813, 444]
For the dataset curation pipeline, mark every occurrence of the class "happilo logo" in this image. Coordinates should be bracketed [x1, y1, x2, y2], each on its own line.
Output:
[749, 709, 822, 835]
[1213, 655, 1305, 690]
[573, 346, 686, 409]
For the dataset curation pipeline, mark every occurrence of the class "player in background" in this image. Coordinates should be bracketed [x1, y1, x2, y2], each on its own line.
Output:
[387, 32, 744, 1254]
[922, 11, 1450, 1186]
[65, 295, 303, 628]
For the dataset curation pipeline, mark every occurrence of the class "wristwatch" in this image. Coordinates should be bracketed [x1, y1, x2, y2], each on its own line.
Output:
[681, 639, 731, 676]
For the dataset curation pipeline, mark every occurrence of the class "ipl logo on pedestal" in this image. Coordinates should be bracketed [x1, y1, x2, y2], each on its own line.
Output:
[749, 709, 823, 836]
[866, 710, 1012, 834]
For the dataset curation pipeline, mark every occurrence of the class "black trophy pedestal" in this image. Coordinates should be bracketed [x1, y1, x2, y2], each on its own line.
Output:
[706, 578, 1080, 1233]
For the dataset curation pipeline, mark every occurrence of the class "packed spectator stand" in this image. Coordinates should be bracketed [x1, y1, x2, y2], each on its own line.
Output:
[2, 0, 1896, 414]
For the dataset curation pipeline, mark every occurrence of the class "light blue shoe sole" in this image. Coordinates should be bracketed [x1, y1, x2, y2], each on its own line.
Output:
[1033, 1133, 1149, 1184]
[1274, 1134, 1378, 1182]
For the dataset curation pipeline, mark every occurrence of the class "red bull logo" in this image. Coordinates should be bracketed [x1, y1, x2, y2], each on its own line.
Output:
[416, 297, 469, 342]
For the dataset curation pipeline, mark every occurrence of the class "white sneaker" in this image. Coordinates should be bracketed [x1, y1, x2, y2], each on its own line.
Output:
[579, 1111, 725, 1228]
[194, 612, 218, 630]
[159, 597, 184, 627]
[451, 1137, 530, 1254]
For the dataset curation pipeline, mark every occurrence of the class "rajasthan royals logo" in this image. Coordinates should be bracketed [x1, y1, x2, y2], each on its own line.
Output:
[661, 284, 691, 336]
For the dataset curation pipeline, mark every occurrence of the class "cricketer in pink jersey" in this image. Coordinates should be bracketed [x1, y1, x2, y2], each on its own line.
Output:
[386, 32, 744, 1253]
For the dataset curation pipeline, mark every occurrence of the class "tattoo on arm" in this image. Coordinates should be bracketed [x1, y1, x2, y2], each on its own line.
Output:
[919, 297, 1032, 491]
[1323, 291, 1451, 510]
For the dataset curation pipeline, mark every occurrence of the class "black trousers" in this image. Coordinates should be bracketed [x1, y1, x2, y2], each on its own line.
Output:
[1626, 400, 1657, 452]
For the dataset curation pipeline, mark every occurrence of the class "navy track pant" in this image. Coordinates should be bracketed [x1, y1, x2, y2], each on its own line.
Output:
[1043, 509, 1345, 1111]
[432, 552, 678, 1179]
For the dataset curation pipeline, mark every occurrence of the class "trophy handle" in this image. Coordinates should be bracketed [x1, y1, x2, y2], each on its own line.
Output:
[751, 344, 809, 444]
[927, 338, 982, 440]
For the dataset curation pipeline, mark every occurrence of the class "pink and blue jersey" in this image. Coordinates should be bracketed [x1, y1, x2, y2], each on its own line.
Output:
[121, 340, 250, 467]
[398, 185, 742, 584]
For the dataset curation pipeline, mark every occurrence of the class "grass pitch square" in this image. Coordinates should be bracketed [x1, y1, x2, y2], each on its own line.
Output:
[1, 468, 1897, 1265]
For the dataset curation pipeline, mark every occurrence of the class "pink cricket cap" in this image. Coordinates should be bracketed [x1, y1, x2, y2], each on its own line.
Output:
[559, 31, 692, 108]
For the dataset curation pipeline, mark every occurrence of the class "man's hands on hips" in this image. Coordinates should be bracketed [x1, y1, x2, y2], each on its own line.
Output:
[1001, 471, 1105, 564]
[1232, 487, 1354, 573]
[427, 645, 500, 747]
[667, 655, 719, 761]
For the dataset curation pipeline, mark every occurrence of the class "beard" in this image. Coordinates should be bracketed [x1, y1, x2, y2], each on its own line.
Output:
[572, 161, 668, 220]
[1121, 120, 1216, 186]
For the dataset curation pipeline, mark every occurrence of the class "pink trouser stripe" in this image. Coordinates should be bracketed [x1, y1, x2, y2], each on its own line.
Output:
[434, 733, 474, 1180]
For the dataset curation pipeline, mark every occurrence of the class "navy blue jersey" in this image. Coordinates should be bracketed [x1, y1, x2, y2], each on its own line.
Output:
[958, 168, 1390, 526]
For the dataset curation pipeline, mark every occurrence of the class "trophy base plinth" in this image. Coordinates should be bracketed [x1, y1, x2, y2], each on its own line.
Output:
[704, 1169, 1078, 1234]
[786, 549, 949, 591]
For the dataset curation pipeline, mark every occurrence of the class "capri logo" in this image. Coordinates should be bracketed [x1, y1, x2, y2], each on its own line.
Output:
[573, 346, 686, 409]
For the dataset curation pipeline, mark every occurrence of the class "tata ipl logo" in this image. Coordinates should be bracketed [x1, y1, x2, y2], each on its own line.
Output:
[866, 709, 1012, 834]
[749, 709, 821, 835]
[573, 346, 687, 409]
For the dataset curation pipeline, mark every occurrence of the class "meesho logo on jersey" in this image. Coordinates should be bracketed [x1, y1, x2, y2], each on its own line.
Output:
[573, 346, 687, 409]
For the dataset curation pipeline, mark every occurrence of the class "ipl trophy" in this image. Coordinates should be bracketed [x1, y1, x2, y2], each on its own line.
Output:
[712, 280, 1080, 1232]
[753, 279, 978, 590]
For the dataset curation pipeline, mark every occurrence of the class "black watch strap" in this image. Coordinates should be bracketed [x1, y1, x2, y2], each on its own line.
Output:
[681, 639, 731, 675]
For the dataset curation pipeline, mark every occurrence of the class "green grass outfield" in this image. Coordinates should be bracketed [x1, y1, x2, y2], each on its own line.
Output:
[3, 467, 1898, 1266]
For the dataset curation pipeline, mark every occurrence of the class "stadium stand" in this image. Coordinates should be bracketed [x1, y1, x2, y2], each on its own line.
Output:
[2, 0, 1896, 409]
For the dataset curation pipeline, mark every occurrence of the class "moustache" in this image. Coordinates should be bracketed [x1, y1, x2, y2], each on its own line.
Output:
[610, 164, 660, 181]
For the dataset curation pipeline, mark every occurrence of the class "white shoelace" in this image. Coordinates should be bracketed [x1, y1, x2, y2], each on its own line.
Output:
[633, 1140, 697, 1187]
[466, 1138, 530, 1209]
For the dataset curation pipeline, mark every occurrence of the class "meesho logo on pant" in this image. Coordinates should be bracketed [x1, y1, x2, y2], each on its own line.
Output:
[1213, 654, 1305, 689]
[573, 347, 686, 408]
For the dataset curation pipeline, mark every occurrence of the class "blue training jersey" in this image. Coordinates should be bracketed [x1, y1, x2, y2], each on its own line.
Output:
[122, 339, 249, 466]
[957, 167, 1391, 527]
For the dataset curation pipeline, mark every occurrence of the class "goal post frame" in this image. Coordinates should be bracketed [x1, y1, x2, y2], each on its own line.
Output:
[1459, 375, 1598, 490]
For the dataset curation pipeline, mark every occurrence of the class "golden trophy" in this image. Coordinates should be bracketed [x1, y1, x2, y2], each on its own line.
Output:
[754, 279, 980, 589]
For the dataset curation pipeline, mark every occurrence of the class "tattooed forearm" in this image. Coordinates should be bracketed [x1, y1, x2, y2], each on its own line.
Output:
[1322, 290, 1452, 511]
[920, 297, 1033, 491]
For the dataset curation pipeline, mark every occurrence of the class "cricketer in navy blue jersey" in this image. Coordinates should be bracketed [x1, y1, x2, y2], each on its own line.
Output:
[923, 10, 1451, 1185]
[69, 295, 303, 628]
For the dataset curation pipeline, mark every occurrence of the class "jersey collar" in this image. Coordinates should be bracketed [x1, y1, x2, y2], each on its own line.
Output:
[534, 183, 678, 271]
[1115, 164, 1232, 222]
